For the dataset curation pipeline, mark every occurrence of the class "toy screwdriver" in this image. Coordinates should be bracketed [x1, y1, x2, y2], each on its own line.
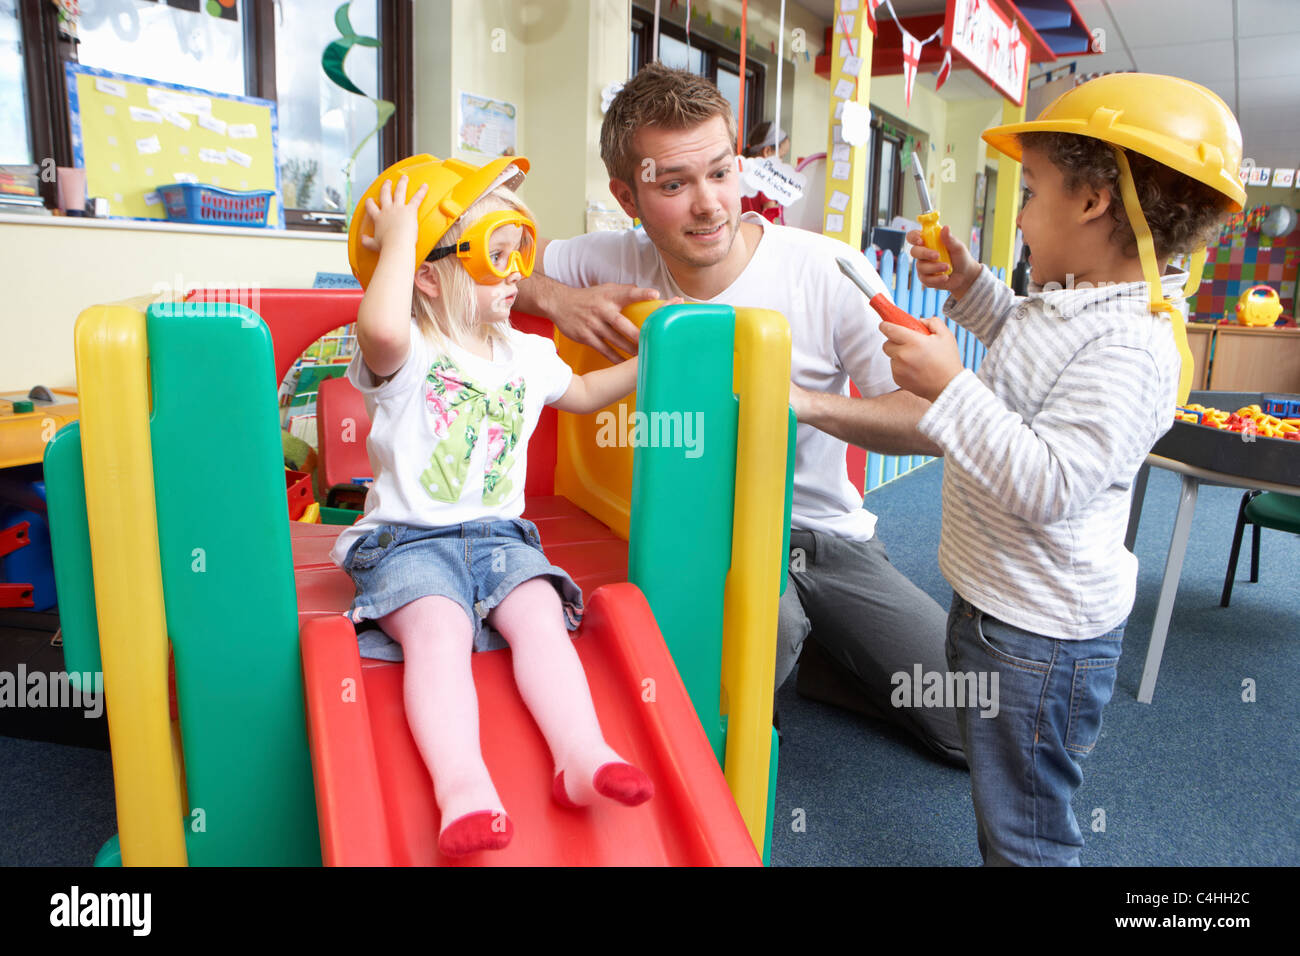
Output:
[911, 152, 952, 273]
[836, 257, 931, 335]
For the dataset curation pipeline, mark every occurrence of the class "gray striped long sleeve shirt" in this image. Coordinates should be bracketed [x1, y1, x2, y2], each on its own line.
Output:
[918, 266, 1183, 639]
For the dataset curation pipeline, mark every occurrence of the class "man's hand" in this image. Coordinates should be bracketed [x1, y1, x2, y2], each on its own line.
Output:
[551, 283, 666, 363]
[906, 225, 981, 300]
[879, 314, 964, 403]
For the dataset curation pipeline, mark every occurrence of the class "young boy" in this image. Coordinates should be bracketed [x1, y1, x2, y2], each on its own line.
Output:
[879, 73, 1244, 866]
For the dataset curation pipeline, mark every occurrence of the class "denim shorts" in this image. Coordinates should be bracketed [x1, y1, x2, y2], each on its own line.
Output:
[340, 517, 584, 661]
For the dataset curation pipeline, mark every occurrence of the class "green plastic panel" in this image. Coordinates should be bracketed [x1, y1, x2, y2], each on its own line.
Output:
[146, 300, 320, 866]
[627, 303, 739, 765]
[42, 423, 103, 692]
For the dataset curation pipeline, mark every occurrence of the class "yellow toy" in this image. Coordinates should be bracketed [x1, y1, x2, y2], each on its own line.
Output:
[1235, 285, 1283, 327]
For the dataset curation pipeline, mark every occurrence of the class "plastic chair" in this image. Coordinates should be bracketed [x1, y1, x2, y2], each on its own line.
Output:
[1220, 491, 1300, 606]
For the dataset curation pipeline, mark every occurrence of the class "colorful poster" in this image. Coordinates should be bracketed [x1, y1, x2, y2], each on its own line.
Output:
[458, 92, 518, 158]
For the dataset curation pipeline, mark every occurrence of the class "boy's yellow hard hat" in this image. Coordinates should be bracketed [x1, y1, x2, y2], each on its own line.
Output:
[348, 154, 529, 289]
[982, 73, 1245, 405]
[982, 73, 1244, 210]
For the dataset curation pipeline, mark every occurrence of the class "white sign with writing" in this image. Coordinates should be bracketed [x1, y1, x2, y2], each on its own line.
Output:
[740, 157, 807, 206]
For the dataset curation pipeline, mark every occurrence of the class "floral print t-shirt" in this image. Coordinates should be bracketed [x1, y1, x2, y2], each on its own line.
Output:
[330, 321, 574, 567]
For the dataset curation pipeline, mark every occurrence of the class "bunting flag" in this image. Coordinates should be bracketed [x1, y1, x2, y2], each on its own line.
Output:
[865, 0, 886, 35]
[901, 29, 922, 107]
[935, 46, 952, 91]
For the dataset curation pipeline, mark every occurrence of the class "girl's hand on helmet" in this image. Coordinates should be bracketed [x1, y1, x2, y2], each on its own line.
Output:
[360, 175, 429, 253]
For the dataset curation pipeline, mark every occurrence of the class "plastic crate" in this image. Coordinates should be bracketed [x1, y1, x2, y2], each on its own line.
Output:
[156, 183, 274, 227]
[1263, 394, 1300, 418]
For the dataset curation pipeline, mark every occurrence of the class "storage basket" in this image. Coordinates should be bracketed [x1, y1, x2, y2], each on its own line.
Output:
[156, 183, 274, 227]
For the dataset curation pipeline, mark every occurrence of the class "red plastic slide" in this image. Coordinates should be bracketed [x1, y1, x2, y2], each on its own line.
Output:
[293, 503, 760, 866]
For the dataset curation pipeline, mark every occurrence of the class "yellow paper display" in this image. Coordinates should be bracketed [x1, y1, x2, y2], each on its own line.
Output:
[67, 63, 281, 226]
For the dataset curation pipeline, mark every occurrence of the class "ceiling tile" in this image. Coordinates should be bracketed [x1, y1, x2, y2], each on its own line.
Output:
[1127, 40, 1236, 75]
[1236, 33, 1300, 77]
[1236, 0, 1300, 38]
[1102, 0, 1235, 47]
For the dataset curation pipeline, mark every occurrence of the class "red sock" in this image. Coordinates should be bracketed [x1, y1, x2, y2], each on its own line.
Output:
[553, 763, 654, 808]
[438, 810, 513, 857]
[594, 762, 654, 806]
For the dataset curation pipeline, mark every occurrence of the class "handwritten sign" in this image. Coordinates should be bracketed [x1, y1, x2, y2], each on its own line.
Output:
[740, 156, 807, 207]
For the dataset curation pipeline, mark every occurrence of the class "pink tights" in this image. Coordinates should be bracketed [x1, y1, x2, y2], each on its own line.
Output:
[379, 578, 652, 857]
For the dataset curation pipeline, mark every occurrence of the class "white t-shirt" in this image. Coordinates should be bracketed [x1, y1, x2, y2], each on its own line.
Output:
[330, 321, 574, 567]
[545, 213, 899, 540]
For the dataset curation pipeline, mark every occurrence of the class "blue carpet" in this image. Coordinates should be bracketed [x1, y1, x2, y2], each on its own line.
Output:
[770, 460, 1299, 866]
[2, 461, 1295, 866]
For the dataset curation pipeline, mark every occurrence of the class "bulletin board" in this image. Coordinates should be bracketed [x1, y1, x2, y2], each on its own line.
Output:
[66, 62, 283, 228]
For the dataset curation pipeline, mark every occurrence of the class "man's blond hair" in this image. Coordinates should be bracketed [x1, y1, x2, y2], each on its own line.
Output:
[600, 62, 738, 187]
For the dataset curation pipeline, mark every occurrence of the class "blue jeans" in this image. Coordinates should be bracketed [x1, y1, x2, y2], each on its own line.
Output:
[945, 594, 1123, 866]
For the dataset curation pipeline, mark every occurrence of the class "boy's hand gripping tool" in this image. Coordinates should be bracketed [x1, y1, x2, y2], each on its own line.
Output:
[911, 152, 952, 273]
[836, 257, 932, 335]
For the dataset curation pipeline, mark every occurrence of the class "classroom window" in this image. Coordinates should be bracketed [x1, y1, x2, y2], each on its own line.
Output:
[629, 6, 764, 142]
[11, 0, 411, 229]
[274, 0, 380, 216]
[76, 0, 247, 97]
[1, 0, 31, 164]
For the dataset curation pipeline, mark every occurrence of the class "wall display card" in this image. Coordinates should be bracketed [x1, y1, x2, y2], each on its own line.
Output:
[1247, 166, 1272, 186]
[833, 78, 855, 99]
[840, 0, 859, 10]
[458, 91, 518, 157]
[66, 63, 282, 226]
[840, 101, 871, 146]
[832, 161, 851, 181]
[198, 113, 228, 135]
[832, 144, 851, 162]
[842, 55, 863, 77]
[148, 89, 212, 115]
[1272, 168, 1295, 188]
[829, 190, 850, 212]
[826, 213, 845, 233]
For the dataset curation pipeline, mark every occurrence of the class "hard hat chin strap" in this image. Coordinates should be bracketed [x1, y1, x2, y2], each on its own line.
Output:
[1112, 147, 1194, 404]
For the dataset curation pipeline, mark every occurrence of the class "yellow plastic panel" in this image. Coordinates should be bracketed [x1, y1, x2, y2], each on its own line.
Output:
[74, 303, 188, 866]
[553, 300, 663, 538]
[719, 307, 791, 851]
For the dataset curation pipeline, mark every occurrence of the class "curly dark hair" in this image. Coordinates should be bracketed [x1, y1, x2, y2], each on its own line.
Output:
[1017, 131, 1232, 259]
